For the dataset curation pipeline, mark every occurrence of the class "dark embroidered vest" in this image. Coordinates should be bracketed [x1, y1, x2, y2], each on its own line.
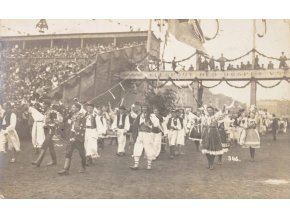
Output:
[117, 113, 127, 129]
[0, 111, 12, 130]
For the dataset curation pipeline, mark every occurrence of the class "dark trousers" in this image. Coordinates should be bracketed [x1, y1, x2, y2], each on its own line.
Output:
[65, 139, 86, 168]
[42, 128, 56, 161]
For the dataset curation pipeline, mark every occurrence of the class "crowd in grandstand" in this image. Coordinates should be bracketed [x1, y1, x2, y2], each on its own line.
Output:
[1, 41, 145, 59]
[0, 59, 91, 103]
[0, 41, 146, 105]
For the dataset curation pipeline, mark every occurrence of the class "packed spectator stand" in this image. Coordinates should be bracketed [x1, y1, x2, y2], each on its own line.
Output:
[0, 41, 145, 106]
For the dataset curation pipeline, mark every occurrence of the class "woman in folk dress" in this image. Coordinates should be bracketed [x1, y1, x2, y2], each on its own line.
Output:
[200, 106, 229, 170]
[239, 111, 260, 161]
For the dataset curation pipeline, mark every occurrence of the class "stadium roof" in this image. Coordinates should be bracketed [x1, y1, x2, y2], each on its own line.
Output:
[0, 30, 160, 42]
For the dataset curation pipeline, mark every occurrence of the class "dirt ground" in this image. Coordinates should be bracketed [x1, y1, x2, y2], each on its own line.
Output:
[0, 131, 289, 199]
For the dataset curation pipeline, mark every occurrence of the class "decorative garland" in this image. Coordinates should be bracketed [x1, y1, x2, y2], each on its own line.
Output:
[254, 49, 290, 61]
[225, 80, 251, 88]
[256, 80, 283, 88]
[162, 48, 290, 65]
[169, 78, 195, 89]
[201, 80, 223, 88]
[153, 80, 169, 88]
[164, 52, 197, 64]
[202, 49, 254, 62]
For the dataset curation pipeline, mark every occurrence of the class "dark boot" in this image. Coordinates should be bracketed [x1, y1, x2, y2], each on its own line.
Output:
[31, 149, 46, 167]
[86, 156, 92, 166]
[175, 145, 180, 156]
[47, 146, 57, 166]
[58, 158, 71, 175]
[161, 144, 166, 153]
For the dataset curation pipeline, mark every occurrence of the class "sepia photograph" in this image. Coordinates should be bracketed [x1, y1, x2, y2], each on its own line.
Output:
[0, 17, 290, 200]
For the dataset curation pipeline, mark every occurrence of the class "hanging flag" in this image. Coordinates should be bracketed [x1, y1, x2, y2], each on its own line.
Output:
[167, 19, 205, 52]
[109, 90, 116, 99]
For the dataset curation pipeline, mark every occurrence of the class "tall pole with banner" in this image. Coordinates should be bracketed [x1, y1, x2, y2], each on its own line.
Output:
[143, 19, 152, 104]
[250, 19, 257, 106]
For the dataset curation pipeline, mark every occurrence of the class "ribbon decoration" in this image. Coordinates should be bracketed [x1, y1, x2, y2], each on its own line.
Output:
[120, 97, 125, 106]
[204, 19, 220, 41]
[257, 19, 267, 38]
[119, 82, 125, 91]
[109, 90, 116, 99]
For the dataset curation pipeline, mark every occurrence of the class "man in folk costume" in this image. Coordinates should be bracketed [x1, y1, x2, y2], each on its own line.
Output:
[95, 107, 108, 151]
[167, 110, 183, 159]
[111, 106, 130, 156]
[131, 105, 155, 170]
[84, 104, 98, 165]
[176, 109, 186, 155]
[21, 100, 45, 154]
[58, 103, 86, 175]
[151, 107, 164, 160]
[126, 104, 139, 150]
[32, 100, 61, 167]
[84, 104, 107, 165]
[0, 102, 20, 163]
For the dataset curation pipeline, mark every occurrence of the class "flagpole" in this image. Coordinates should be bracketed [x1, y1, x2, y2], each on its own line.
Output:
[250, 19, 257, 106]
[146, 19, 152, 55]
[142, 19, 152, 104]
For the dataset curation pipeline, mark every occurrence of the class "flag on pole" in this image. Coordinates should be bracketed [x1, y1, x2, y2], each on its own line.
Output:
[167, 19, 205, 52]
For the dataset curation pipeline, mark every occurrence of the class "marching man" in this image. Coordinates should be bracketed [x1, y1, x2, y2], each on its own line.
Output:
[131, 104, 155, 170]
[32, 99, 61, 167]
[84, 104, 107, 165]
[58, 103, 86, 175]
[176, 109, 186, 155]
[111, 106, 130, 156]
[167, 110, 183, 159]
[23, 100, 45, 154]
[0, 102, 21, 163]
[84, 104, 99, 165]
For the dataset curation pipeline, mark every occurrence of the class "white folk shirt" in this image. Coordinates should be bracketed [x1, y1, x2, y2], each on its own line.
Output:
[28, 107, 44, 122]
[96, 115, 107, 135]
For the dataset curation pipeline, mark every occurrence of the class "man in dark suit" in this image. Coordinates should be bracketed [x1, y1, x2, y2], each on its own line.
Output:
[58, 103, 86, 175]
